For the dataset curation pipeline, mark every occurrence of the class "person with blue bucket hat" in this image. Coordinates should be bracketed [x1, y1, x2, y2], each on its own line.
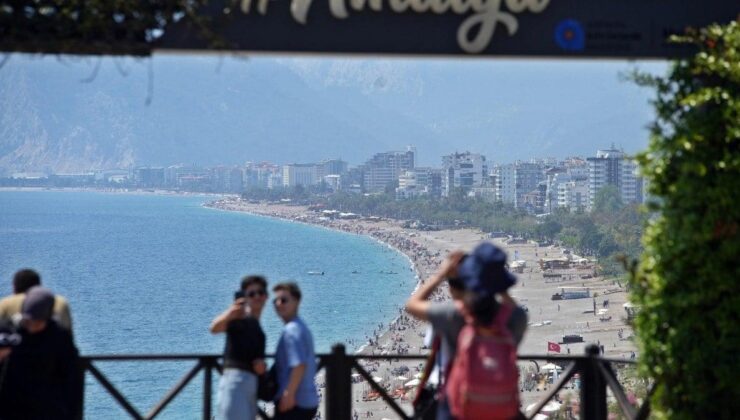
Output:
[406, 242, 527, 419]
[445, 242, 528, 419]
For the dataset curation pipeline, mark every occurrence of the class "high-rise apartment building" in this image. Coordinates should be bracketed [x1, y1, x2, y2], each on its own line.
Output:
[558, 179, 589, 211]
[395, 167, 443, 199]
[587, 147, 642, 210]
[244, 162, 281, 189]
[319, 159, 348, 177]
[494, 162, 544, 208]
[361, 147, 415, 192]
[441, 152, 487, 197]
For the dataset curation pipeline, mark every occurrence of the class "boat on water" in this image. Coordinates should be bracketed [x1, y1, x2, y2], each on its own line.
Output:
[307, 271, 325, 275]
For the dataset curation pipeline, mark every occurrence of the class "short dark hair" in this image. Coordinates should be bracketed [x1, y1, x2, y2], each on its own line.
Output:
[13, 269, 41, 294]
[448, 277, 465, 291]
[272, 282, 302, 301]
[241, 275, 267, 291]
[464, 292, 500, 326]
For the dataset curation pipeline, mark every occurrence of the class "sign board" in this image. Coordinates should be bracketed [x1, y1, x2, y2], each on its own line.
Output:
[158, 0, 740, 58]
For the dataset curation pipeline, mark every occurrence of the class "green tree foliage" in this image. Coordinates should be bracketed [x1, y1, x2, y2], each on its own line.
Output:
[592, 184, 623, 213]
[629, 21, 740, 419]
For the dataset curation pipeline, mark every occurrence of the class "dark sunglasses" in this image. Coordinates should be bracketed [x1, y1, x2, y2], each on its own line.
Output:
[273, 296, 292, 305]
[246, 289, 267, 298]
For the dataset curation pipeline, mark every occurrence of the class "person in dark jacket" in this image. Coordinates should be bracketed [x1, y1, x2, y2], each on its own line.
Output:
[0, 286, 80, 420]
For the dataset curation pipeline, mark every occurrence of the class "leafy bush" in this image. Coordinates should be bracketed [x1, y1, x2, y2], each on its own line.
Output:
[629, 21, 740, 419]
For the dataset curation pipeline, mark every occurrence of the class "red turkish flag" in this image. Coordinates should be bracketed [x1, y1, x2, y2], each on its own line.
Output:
[548, 342, 561, 353]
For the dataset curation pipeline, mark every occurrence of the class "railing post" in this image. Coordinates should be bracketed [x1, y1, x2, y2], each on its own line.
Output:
[74, 358, 86, 420]
[203, 358, 212, 420]
[325, 344, 352, 420]
[580, 344, 607, 420]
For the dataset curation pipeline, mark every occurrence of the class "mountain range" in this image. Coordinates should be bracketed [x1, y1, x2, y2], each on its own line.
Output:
[0, 54, 666, 174]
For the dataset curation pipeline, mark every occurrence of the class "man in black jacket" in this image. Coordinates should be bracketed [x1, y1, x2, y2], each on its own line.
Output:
[0, 287, 80, 420]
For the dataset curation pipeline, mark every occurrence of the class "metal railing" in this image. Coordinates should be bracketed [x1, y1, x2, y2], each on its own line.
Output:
[78, 344, 650, 420]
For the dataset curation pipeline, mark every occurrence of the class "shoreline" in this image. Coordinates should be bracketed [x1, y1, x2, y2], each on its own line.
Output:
[0, 186, 232, 198]
[202, 199, 447, 354]
[206, 196, 638, 417]
[5, 188, 637, 416]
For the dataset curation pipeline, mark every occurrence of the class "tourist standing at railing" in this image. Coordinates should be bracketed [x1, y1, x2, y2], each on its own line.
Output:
[0, 269, 73, 334]
[445, 242, 528, 420]
[210, 275, 268, 420]
[271, 282, 319, 419]
[0, 286, 80, 420]
[406, 243, 527, 420]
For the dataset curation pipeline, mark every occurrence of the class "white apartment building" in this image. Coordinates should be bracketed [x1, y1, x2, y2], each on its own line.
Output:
[557, 179, 589, 211]
[282, 164, 319, 187]
[494, 162, 544, 208]
[396, 167, 443, 199]
[442, 152, 487, 197]
[324, 174, 341, 191]
[495, 164, 516, 204]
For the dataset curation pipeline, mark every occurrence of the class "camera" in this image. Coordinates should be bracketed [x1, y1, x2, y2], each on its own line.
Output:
[234, 290, 245, 300]
[0, 323, 21, 348]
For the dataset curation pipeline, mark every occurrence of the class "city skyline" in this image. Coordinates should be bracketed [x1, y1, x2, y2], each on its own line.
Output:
[3, 144, 643, 216]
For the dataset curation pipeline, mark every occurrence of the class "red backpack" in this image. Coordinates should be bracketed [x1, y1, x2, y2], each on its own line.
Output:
[445, 303, 520, 420]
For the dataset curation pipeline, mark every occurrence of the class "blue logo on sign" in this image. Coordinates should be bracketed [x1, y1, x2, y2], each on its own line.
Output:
[555, 19, 585, 51]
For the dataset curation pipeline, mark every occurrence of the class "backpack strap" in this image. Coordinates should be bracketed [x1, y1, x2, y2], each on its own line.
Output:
[415, 334, 440, 402]
[494, 302, 514, 330]
[477, 302, 515, 339]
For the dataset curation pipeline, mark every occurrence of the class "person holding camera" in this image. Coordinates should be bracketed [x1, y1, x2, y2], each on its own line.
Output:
[210, 275, 269, 420]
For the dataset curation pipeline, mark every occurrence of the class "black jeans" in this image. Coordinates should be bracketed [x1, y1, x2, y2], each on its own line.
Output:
[273, 406, 318, 420]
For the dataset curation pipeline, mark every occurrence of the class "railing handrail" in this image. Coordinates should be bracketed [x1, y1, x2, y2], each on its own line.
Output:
[81, 353, 637, 364]
[77, 345, 648, 420]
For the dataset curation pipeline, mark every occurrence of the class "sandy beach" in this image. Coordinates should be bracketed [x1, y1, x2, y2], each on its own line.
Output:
[206, 197, 637, 418]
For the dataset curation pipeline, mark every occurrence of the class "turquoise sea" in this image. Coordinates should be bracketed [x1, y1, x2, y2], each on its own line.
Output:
[0, 190, 417, 418]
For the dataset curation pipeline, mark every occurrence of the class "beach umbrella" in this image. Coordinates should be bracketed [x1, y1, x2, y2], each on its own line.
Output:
[526, 401, 562, 415]
[372, 376, 384, 384]
[541, 401, 562, 413]
[404, 378, 421, 388]
[541, 363, 563, 371]
[395, 376, 408, 381]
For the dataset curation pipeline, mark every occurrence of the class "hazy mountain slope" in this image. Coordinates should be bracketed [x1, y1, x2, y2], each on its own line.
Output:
[0, 55, 663, 173]
[0, 56, 439, 173]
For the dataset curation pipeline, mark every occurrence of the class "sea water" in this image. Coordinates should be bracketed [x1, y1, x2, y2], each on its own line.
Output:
[0, 190, 416, 418]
